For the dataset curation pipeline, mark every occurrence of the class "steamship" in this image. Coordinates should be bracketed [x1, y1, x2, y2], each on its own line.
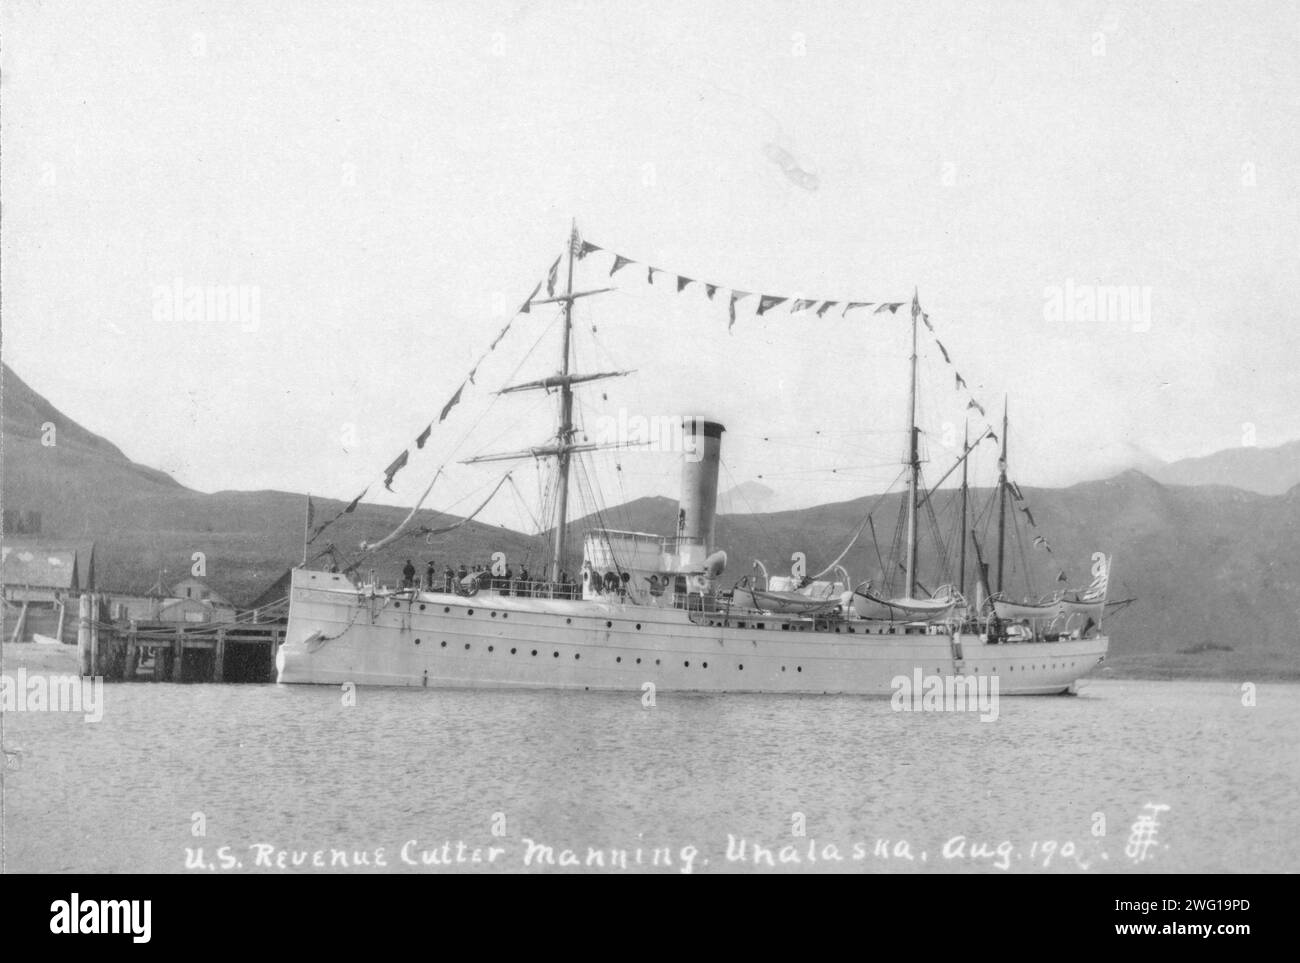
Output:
[277, 226, 1110, 695]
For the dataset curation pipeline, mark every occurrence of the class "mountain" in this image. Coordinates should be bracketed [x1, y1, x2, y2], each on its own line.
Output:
[717, 480, 777, 514]
[0, 363, 540, 604]
[1150, 439, 1300, 495]
[560, 471, 1300, 675]
[4, 363, 1297, 679]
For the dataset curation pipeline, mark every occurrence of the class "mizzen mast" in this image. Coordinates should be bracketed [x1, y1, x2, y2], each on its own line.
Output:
[959, 420, 969, 598]
[995, 397, 1009, 594]
[903, 288, 921, 599]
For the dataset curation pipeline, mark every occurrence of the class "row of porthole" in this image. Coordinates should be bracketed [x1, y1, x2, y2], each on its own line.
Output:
[406, 641, 1078, 675]
[400, 604, 649, 633]
[413, 640, 805, 674]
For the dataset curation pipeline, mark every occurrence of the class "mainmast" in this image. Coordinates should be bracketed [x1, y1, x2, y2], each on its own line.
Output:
[995, 397, 1009, 594]
[903, 288, 920, 599]
[550, 221, 578, 583]
[958, 421, 969, 597]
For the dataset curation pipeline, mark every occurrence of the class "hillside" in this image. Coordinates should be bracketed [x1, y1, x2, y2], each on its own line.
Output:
[3, 362, 1297, 678]
[1151, 439, 1300, 495]
[0, 363, 544, 603]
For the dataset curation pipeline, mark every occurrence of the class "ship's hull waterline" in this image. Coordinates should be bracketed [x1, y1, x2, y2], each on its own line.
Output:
[278, 571, 1108, 696]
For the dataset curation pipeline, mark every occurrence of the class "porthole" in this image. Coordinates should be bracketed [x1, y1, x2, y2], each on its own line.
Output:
[531, 650, 538, 657]
[491, 611, 497, 618]
[566, 618, 572, 624]
[702, 662, 708, 669]
[553, 651, 559, 658]
[488, 645, 494, 652]
[444, 606, 450, 613]
[684, 661, 690, 667]
[606, 620, 613, 628]
[635, 623, 642, 630]
[502, 613, 508, 619]
[510, 648, 517, 655]
[739, 664, 744, 670]
[616, 656, 622, 663]
[797, 666, 802, 673]
[440, 641, 447, 648]
[419, 604, 426, 611]
[467, 609, 474, 616]
[655, 659, 661, 666]
[414, 638, 421, 645]
[781, 666, 786, 672]
[635, 658, 642, 664]
[464, 643, 470, 650]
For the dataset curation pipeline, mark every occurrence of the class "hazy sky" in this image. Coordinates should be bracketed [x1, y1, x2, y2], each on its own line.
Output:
[4, 1, 1298, 530]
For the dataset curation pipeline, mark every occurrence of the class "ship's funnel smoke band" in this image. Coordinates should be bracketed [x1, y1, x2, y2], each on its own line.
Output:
[678, 418, 725, 554]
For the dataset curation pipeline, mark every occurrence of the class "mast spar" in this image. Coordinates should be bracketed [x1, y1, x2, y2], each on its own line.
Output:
[550, 221, 578, 583]
[995, 397, 1009, 594]
[903, 289, 921, 599]
[959, 421, 969, 597]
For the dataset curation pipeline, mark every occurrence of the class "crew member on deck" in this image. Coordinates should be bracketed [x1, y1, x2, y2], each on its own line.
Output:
[425, 559, 436, 590]
[402, 559, 416, 588]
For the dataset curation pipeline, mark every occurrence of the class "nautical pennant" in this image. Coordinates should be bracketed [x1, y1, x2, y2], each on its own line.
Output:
[922, 312, 934, 332]
[610, 255, 635, 276]
[816, 301, 838, 317]
[577, 240, 601, 259]
[1020, 505, 1036, 527]
[792, 299, 818, 313]
[546, 255, 561, 297]
[704, 283, 718, 300]
[416, 424, 431, 449]
[935, 340, 950, 363]
[677, 276, 694, 293]
[439, 382, 465, 423]
[729, 291, 751, 331]
[842, 302, 872, 317]
[757, 295, 788, 316]
[519, 281, 542, 314]
[308, 490, 364, 544]
[874, 302, 904, 314]
[648, 266, 661, 285]
[955, 372, 967, 390]
[383, 450, 409, 492]
[967, 398, 985, 416]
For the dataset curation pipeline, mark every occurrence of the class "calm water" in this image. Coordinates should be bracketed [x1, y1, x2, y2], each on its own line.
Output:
[2, 679, 1297, 873]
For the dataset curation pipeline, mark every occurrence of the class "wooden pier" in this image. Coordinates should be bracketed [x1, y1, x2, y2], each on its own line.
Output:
[122, 621, 286, 683]
[74, 593, 287, 682]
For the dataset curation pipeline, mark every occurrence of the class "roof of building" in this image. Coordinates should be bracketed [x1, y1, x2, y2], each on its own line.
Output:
[0, 540, 94, 590]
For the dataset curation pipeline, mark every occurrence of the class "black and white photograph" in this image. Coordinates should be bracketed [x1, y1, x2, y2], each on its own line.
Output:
[0, 0, 1295, 915]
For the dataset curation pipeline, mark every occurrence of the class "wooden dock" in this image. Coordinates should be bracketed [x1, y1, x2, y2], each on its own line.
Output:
[122, 622, 286, 683]
[73, 594, 287, 682]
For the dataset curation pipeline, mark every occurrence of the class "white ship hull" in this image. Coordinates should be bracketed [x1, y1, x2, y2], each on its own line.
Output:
[277, 570, 1108, 696]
